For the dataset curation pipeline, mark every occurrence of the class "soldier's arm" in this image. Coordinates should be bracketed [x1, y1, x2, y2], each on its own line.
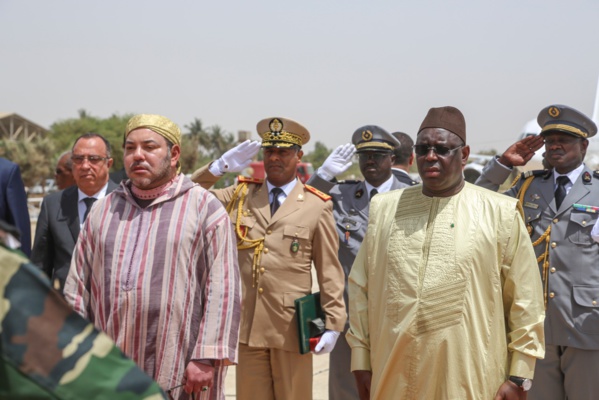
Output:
[306, 172, 336, 194]
[312, 200, 346, 331]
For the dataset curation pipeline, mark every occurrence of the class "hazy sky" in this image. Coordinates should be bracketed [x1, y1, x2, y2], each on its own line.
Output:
[2, 0, 599, 153]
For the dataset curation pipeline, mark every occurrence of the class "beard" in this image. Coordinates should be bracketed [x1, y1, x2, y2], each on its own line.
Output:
[128, 150, 174, 190]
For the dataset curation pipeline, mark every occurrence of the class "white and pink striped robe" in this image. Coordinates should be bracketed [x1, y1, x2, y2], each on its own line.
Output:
[64, 175, 241, 400]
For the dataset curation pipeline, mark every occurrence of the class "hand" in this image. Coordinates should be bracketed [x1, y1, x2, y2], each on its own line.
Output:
[353, 370, 373, 400]
[183, 360, 214, 395]
[494, 380, 526, 400]
[210, 140, 262, 175]
[313, 330, 340, 354]
[318, 143, 356, 180]
[497, 135, 544, 168]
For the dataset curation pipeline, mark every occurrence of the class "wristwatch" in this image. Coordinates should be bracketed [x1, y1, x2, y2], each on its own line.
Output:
[509, 376, 533, 391]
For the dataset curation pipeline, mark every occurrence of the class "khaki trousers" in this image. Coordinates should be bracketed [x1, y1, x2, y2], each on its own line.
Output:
[236, 344, 312, 400]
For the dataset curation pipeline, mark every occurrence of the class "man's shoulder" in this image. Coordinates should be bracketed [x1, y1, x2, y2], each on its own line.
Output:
[304, 184, 332, 202]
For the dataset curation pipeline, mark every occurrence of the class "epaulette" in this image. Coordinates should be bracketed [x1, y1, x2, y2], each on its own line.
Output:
[237, 175, 263, 185]
[521, 169, 549, 179]
[337, 179, 361, 184]
[304, 184, 332, 201]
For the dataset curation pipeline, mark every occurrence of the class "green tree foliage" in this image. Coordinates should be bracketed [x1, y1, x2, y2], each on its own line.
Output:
[0, 138, 56, 189]
[302, 141, 331, 170]
[49, 110, 133, 171]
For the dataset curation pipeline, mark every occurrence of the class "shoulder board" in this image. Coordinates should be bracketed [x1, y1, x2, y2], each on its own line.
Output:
[304, 185, 332, 201]
[594, 170, 599, 179]
[237, 175, 263, 184]
[521, 169, 548, 179]
[337, 179, 361, 184]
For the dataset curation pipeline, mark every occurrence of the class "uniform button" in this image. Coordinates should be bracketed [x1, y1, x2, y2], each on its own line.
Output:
[267, 230, 272, 235]
[260, 267, 265, 273]
[593, 300, 597, 306]
[551, 242, 557, 248]
[549, 292, 555, 298]
[258, 288, 264, 294]
[550, 267, 556, 273]
[553, 218, 558, 224]
[582, 221, 587, 226]
[264, 248, 269, 254]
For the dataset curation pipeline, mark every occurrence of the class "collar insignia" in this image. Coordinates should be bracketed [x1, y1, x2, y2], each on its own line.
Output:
[355, 189, 364, 198]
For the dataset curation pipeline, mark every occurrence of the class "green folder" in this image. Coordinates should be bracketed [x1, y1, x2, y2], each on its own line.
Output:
[295, 292, 326, 354]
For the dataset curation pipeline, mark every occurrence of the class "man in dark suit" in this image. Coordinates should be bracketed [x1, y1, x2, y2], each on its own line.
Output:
[391, 131, 419, 185]
[307, 125, 408, 400]
[31, 133, 117, 292]
[0, 157, 31, 256]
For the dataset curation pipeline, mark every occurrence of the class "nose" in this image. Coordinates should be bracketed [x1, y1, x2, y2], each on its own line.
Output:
[424, 147, 438, 161]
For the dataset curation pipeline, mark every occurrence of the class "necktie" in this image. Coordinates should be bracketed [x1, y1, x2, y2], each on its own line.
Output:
[83, 197, 97, 222]
[270, 188, 284, 216]
[370, 188, 378, 200]
[555, 176, 569, 209]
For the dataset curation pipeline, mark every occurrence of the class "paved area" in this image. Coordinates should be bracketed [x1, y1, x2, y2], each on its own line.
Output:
[223, 353, 330, 399]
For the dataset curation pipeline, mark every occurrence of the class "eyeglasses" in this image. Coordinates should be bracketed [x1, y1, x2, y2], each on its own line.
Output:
[357, 152, 390, 162]
[71, 155, 110, 165]
[413, 144, 464, 157]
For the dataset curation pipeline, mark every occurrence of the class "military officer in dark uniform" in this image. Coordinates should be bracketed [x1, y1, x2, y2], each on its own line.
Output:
[476, 104, 599, 399]
[307, 125, 408, 400]
[391, 131, 419, 185]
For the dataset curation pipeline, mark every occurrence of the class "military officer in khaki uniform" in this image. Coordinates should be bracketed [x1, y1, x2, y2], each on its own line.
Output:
[191, 117, 346, 400]
[476, 105, 599, 399]
[307, 126, 408, 400]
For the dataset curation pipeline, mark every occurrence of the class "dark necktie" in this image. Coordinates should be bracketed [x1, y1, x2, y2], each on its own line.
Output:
[83, 197, 97, 222]
[370, 188, 378, 200]
[270, 188, 284, 216]
[555, 176, 569, 209]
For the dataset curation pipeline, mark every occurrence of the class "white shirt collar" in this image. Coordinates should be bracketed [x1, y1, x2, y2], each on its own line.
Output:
[553, 164, 584, 186]
[364, 174, 395, 195]
[266, 178, 297, 197]
[78, 182, 109, 202]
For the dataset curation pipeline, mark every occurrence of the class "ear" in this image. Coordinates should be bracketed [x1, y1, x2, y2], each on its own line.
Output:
[107, 158, 114, 169]
[461, 145, 470, 166]
[170, 144, 181, 167]
[408, 152, 415, 166]
[297, 149, 304, 162]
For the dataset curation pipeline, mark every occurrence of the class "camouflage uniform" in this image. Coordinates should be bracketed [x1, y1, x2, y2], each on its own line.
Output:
[0, 244, 166, 399]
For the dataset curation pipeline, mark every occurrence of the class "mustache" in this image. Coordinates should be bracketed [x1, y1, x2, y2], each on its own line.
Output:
[129, 161, 150, 169]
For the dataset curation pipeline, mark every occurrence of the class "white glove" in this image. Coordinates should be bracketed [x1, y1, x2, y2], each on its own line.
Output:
[313, 330, 340, 355]
[209, 140, 262, 176]
[317, 143, 356, 181]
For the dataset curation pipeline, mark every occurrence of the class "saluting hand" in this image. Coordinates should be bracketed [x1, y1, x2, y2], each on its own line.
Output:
[318, 143, 357, 180]
[211, 140, 262, 176]
[497, 135, 544, 168]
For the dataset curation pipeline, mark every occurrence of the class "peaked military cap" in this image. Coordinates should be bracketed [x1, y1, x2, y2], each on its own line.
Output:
[538, 104, 597, 139]
[256, 117, 310, 148]
[352, 125, 399, 152]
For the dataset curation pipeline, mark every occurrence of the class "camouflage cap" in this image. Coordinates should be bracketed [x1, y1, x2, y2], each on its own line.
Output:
[538, 104, 597, 139]
[352, 125, 399, 153]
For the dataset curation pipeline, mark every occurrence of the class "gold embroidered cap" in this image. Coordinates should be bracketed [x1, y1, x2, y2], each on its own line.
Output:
[538, 104, 597, 139]
[125, 114, 182, 172]
[351, 125, 399, 152]
[256, 117, 310, 148]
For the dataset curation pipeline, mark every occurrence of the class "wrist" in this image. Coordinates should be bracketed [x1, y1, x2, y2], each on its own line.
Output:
[317, 168, 334, 181]
[497, 155, 514, 169]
